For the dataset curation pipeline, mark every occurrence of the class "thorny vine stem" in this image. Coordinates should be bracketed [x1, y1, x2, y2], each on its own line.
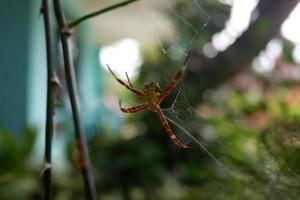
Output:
[41, 0, 59, 199]
[53, 0, 97, 199]
[67, 0, 139, 29]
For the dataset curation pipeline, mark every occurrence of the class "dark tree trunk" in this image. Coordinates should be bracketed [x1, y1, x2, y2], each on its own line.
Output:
[191, 0, 299, 97]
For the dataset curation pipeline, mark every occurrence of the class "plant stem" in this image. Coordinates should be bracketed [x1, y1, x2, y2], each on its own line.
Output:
[53, 0, 97, 199]
[41, 0, 57, 199]
[67, 0, 139, 29]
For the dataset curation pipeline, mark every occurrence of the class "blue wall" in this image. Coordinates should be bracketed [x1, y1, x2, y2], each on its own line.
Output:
[0, 0, 116, 137]
[0, 0, 35, 134]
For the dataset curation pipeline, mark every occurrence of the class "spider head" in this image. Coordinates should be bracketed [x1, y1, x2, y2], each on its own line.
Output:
[143, 82, 162, 105]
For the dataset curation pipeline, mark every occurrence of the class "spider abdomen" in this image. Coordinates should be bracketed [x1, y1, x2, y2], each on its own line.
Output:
[143, 81, 162, 106]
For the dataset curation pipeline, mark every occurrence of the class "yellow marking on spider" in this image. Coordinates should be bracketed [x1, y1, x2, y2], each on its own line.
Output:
[143, 82, 162, 106]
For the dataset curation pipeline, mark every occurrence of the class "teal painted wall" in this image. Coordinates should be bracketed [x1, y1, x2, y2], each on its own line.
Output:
[0, 0, 33, 134]
[26, 0, 47, 135]
[0, 0, 118, 138]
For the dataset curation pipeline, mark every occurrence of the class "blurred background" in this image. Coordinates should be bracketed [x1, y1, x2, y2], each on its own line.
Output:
[0, 0, 300, 199]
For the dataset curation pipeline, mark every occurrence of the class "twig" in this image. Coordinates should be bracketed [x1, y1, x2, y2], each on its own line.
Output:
[67, 0, 139, 29]
[53, 0, 97, 199]
[41, 0, 58, 199]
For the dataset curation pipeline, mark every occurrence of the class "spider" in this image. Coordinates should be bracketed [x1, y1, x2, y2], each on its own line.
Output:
[106, 51, 191, 148]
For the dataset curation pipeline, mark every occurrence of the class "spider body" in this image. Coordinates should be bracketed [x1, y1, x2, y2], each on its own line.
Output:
[107, 51, 191, 148]
[143, 82, 162, 108]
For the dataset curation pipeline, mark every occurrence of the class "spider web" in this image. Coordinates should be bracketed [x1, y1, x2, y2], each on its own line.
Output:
[162, 87, 226, 171]
[106, 0, 300, 198]
[140, 1, 300, 197]
[161, 83, 300, 198]
[141, 0, 210, 56]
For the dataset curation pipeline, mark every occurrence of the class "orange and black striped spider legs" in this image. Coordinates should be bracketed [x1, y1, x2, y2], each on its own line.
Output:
[156, 107, 188, 148]
[106, 64, 145, 98]
[158, 51, 191, 104]
[119, 101, 149, 113]
[125, 72, 134, 89]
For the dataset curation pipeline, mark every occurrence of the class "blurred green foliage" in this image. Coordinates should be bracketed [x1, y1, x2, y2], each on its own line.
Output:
[0, 129, 41, 200]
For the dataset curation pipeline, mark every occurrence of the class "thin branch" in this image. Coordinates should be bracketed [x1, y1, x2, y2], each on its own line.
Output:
[41, 0, 58, 199]
[53, 0, 97, 199]
[67, 0, 139, 29]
